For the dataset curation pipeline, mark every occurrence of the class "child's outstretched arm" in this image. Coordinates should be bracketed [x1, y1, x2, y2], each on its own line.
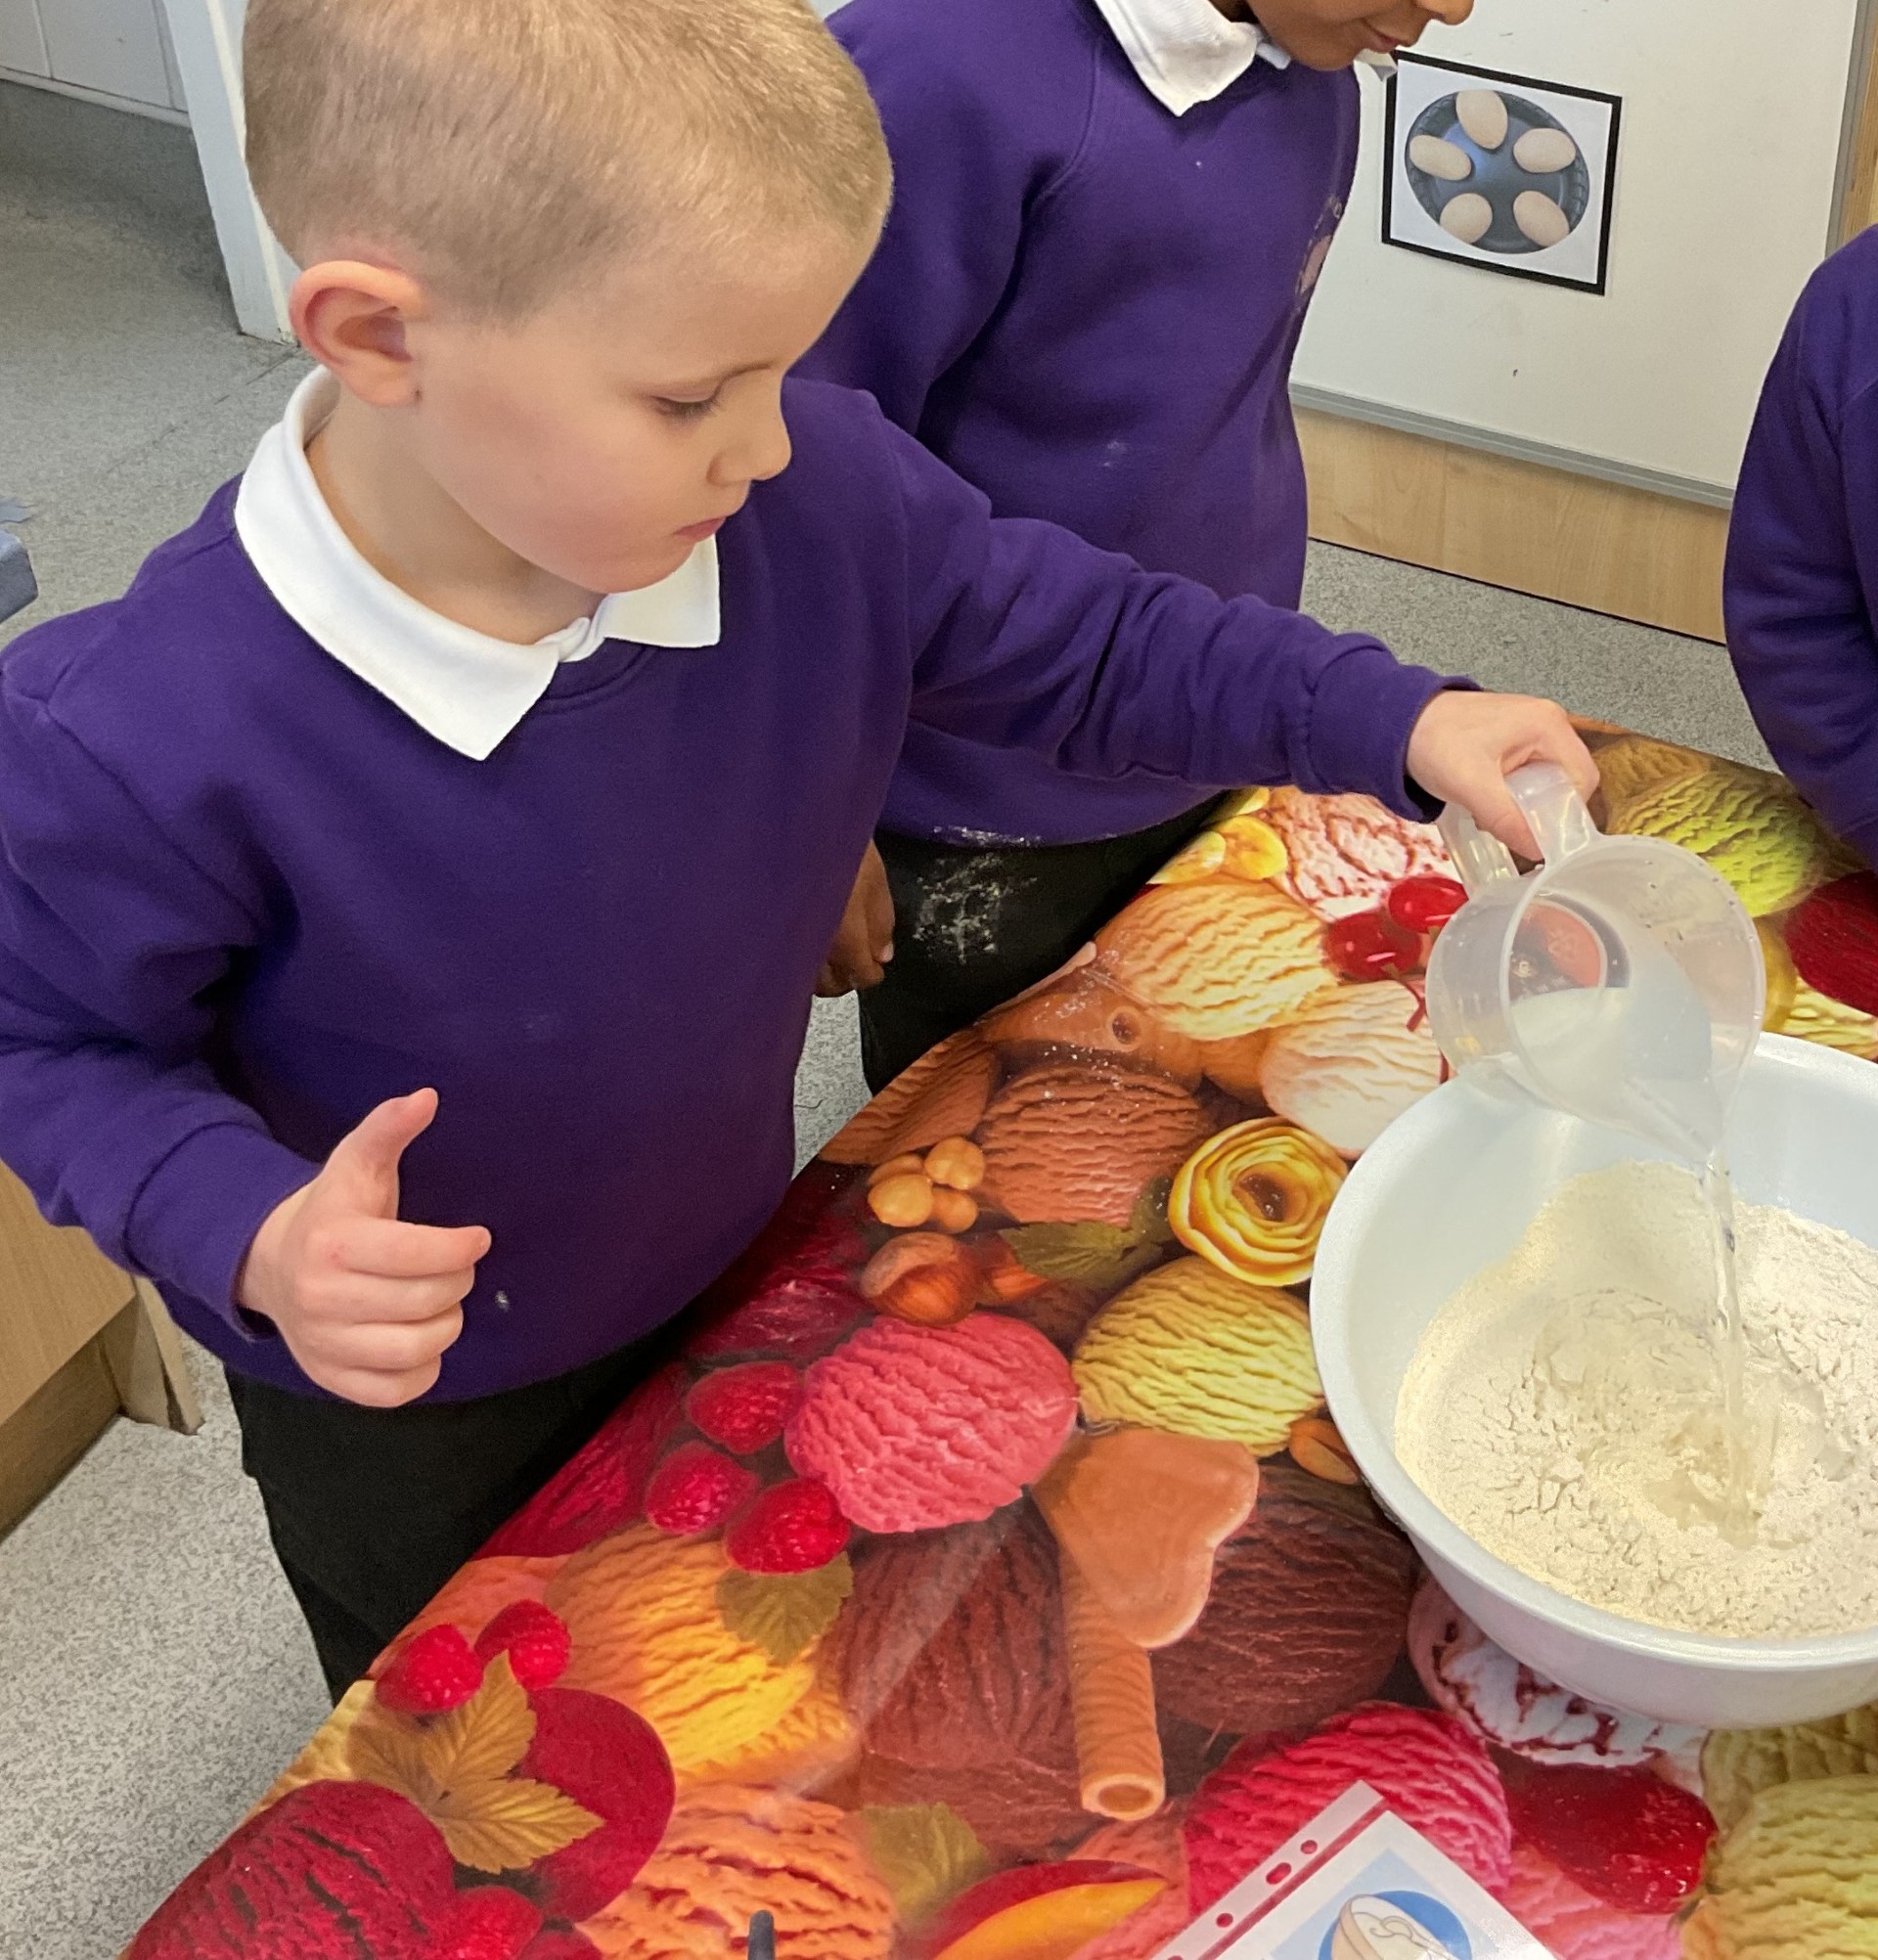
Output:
[0, 685, 483, 1404]
[1726, 269, 1878, 871]
[883, 411, 1592, 849]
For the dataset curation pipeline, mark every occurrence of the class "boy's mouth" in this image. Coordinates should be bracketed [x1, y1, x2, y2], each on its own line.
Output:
[676, 514, 732, 543]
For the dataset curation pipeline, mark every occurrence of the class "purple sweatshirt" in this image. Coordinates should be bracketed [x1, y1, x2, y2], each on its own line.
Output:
[0, 380, 1448, 1400]
[799, 0, 1360, 845]
[1727, 227, 1878, 869]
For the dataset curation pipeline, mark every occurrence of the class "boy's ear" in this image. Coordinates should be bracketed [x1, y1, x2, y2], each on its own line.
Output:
[290, 261, 430, 408]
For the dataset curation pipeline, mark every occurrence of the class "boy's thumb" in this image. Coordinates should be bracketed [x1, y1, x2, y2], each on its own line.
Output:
[323, 1089, 438, 1214]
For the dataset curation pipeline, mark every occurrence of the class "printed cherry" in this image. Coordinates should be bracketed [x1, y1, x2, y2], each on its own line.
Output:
[1386, 874, 1468, 935]
[1323, 910, 1420, 983]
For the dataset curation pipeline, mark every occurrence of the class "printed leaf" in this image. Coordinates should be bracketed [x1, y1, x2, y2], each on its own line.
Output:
[717, 1554, 853, 1664]
[1001, 1222, 1163, 1295]
[428, 1776, 602, 1872]
[1130, 1178, 1176, 1244]
[423, 1653, 535, 1786]
[347, 1709, 443, 1809]
[852, 1804, 991, 1923]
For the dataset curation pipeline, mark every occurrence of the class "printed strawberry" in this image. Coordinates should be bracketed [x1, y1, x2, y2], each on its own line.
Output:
[643, 1442, 760, 1536]
[433, 1886, 543, 1960]
[481, 1364, 687, 1556]
[376, 1624, 485, 1715]
[473, 1601, 572, 1690]
[687, 1361, 803, 1454]
[519, 1686, 676, 1921]
[725, 1476, 851, 1574]
[1503, 1760, 1716, 1914]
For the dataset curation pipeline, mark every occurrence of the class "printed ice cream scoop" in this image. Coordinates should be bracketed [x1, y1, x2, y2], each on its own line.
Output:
[1092, 880, 1339, 1040]
[1256, 981, 1442, 1158]
[1152, 1461, 1416, 1733]
[544, 1525, 818, 1775]
[974, 1061, 1212, 1226]
[1169, 1118, 1346, 1284]
[576, 1783, 894, 1960]
[1261, 788, 1453, 922]
[1499, 1844, 1680, 1960]
[1033, 1426, 1260, 1649]
[823, 1505, 1074, 1772]
[1701, 1703, 1878, 1832]
[1773, 973, 1878, 1058]
[1073, 1256, 1320, 1451]
[127, 1779, 457, 1960]
[681, 1679, 859, 1794]
[1587, 733, 1707, 816]
[851, 1749, 1090, 1864]
[785, 1314, 1078, 1534]
[1408, 1581, 1703, 1771]
[1185, 1704, 1513, 1910]
[1690, 1774, 1878, 1958]
[1604, 764, 1834, 917]
[978, 967, 1207, 1087]
[823, 1029, 1001, 1166]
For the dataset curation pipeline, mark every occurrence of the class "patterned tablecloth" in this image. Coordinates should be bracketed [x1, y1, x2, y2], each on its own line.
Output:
[127, 728, 1878, 1960]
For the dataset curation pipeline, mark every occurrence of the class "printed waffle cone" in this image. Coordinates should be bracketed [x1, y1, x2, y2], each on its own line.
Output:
[1058, 1548, 1166, 1822]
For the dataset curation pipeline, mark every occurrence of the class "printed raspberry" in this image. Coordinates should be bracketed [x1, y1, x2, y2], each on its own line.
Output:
[376, 1624, 485, 1715]
[686, 1361, 803, 1454]
[433, 1886, 543, 1960]
[519, 1933, 602, 1959]
[725, 1477, 851, 1574]
[473, 1600, 572, 1690]
[1504, 1761, 1717, 1914]
[643, 1441, 759, 1536]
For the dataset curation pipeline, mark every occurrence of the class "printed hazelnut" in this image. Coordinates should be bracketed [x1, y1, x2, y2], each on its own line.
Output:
[1289, 1414, 1362, 1486]
[971, 1235, 1051, 1307]
[928, 1186, 980, 1234]
[868, 1151, 928, 1187]
[923, 1136, 986, 1192]
[869, 1173, 935, 1228]
[858, 1232, 978, 1326]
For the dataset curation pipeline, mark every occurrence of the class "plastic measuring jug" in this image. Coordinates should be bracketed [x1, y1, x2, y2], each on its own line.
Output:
[1424, 763, 1765, 1157]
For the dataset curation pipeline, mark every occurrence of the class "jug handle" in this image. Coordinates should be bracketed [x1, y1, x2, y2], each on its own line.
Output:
[1506, 761, 1597, 865]
[1436, 801, 1518, 896]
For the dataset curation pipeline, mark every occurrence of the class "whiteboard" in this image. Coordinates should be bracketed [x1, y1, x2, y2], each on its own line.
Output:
[1292, 0, 1865, 499]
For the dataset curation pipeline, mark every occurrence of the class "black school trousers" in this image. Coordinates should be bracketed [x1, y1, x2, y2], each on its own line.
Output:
[226, 1334, 664, 1701]
[858, 798, 1228, 1092]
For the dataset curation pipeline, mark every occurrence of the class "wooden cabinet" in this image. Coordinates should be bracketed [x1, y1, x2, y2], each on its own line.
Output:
[0, 1163, 199, 1535]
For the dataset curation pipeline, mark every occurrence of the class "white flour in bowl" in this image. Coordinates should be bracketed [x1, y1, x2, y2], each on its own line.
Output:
[1396, 1160, 1878, 1638]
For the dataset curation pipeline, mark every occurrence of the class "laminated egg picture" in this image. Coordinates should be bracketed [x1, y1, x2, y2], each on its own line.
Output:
[1402, 88, 1589, 256]
[1383, 56, 1620, 293]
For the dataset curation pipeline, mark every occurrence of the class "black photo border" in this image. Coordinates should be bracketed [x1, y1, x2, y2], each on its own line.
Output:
[1380, 51, 1624, 296]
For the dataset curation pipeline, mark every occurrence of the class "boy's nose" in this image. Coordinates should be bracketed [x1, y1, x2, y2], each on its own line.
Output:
[716, 403, 793, 489]
[1420, 0, 1473, 20]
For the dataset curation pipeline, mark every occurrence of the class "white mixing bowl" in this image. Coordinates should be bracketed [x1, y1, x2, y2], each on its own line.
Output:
[1313, 1032, 1878, 1729]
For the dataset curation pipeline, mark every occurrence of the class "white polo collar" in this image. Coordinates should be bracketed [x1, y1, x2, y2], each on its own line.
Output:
[234, 368, 721, 761]
[1089, 0, 1291, 116]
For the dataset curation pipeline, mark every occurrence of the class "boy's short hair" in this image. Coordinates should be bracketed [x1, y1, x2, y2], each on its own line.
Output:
[245, 0, 891, 318]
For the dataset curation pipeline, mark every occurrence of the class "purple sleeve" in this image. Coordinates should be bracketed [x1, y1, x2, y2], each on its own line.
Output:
[1725, 288, 1878, 869]
[886, 415, 1458, 816]
[0, 682, 317, 1329]
[792, 5, 1061, 428]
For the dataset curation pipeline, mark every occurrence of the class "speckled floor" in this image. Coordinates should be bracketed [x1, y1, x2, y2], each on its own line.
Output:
[0, 77, 1766, 1958]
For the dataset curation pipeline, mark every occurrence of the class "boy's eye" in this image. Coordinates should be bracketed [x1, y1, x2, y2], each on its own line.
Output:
[654, 392, 722, 422]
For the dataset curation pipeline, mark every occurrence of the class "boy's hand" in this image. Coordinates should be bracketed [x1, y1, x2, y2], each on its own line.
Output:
[1407, 690, 1599, 857]
[816, 841, 896, 998]
[238, 1089, 489, 1407]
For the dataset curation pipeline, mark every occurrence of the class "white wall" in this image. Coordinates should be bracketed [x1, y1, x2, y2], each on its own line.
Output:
[1293, 0, 1864, 499]
[0, 0, 187, 119]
